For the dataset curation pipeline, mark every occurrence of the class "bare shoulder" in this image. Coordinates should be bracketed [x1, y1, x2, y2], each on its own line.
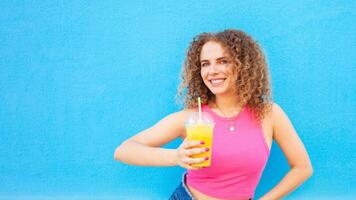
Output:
[261, 102, 287, 142]
[270, 102, 298, 141]
[167, 108, 195, 124]
[271, 102, 289, 127]
[171, 108, 196, 139]
[127, 108, 195, 147]
[271, 102, 284, 115]
[148, 108, 194, 139]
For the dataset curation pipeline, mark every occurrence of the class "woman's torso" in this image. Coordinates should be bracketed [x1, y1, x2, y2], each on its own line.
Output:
[181, 104, 273, 200]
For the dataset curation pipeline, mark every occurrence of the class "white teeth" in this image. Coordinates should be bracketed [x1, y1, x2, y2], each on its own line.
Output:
[210, 79, 225, 86]
[211, 79, 225, 83]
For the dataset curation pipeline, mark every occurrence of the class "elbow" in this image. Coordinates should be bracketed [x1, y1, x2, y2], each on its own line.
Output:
[114, 147, 120, 160]
[114, 146, 121, 161]
[305, 159, 314, 178]
[306, 164, 314, 178]
[114, 140, 134, 162]
[299, 163, 314, 178]
[114, 141, 127, 161]
[292, 162, 313, 179]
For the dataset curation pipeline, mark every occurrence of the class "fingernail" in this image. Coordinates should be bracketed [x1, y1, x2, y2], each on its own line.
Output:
[200, 141, 205, 144]
[205, 148, 209, 151]
[205, 157, 209, 160]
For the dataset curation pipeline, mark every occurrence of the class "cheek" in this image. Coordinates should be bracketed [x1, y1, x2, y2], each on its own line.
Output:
[200, 70, 210, 86]
[228, 68, 237, 80]
[200, 68, 208, 79]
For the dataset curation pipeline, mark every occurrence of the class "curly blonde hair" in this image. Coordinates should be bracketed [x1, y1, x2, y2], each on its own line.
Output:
[176, 29, 273, 123]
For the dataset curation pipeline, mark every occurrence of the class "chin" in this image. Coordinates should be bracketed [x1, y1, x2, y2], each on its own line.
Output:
[209, 88, 229, 95]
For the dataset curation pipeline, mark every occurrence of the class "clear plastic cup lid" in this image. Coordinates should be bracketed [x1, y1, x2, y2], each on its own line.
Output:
[185, 112, 215, 125]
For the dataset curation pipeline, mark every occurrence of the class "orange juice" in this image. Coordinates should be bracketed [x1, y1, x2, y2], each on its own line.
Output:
[186, 123, 214, 167]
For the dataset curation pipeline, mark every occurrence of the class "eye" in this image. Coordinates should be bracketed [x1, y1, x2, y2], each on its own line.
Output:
[201, 62, 209, 67]
[219, 60, 228, 64]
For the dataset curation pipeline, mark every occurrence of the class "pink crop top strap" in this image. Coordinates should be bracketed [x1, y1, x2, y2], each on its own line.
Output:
[186, 104, 270, 200]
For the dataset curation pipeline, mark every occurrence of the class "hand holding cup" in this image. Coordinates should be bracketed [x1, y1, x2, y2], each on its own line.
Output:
[175, 138, 210, 170]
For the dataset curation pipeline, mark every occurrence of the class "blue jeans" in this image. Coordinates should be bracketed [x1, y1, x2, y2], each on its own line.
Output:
[169, 173, 196, 200]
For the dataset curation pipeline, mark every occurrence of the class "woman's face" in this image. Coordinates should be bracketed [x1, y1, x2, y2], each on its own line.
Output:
[200, 41, 237, 96]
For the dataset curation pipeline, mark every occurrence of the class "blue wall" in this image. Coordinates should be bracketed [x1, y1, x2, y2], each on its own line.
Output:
[1, 1, 355, 199]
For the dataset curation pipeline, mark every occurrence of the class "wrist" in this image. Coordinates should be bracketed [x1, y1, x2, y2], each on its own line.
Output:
[167, 149, 179, 166]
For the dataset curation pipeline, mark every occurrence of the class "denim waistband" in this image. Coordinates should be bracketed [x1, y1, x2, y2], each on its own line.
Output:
[181, 172, 196, 200]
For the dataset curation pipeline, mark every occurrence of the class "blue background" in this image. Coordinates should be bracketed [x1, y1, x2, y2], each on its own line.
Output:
[1, 1, 355, 199]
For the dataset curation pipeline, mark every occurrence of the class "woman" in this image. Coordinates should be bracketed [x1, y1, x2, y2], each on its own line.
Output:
[114, 29, 313, 200]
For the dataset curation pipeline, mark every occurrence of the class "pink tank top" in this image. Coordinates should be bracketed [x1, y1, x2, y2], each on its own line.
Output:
[186, 104, 270, 200]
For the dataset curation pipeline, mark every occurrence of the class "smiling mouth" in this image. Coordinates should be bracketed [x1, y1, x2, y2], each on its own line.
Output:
[209, 78, 226, 86]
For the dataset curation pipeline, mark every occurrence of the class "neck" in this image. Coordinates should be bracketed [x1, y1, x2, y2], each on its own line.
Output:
[210, 95, 243, 117]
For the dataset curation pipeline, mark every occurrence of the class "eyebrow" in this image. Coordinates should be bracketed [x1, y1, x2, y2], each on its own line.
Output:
[200, 57, 228, 63]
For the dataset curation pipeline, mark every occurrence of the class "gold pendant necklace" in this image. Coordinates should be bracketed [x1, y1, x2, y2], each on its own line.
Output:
[214, 103, 242, 132]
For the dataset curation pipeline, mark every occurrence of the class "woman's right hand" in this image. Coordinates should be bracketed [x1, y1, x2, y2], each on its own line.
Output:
[174, 138, 210, 170]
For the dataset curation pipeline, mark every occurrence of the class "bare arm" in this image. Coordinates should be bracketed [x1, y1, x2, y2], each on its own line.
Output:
[260, 103, 313, 200]
[114, 110, 208, 169]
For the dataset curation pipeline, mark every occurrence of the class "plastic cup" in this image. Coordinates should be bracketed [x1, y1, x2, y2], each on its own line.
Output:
[185, 112, 215, 167]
